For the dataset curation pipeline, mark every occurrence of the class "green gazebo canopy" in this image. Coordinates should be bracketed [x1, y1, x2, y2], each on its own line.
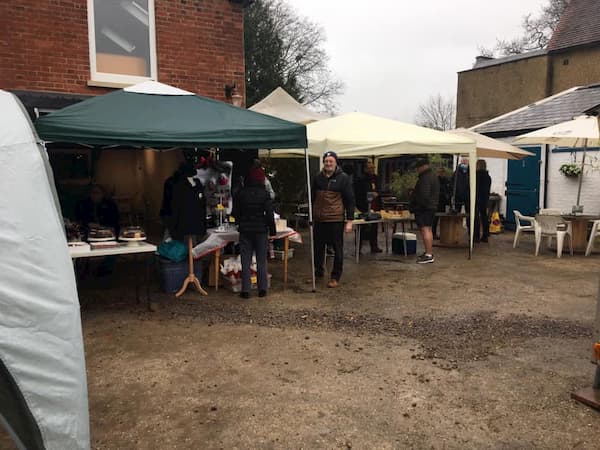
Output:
[35, 81, 307, 149]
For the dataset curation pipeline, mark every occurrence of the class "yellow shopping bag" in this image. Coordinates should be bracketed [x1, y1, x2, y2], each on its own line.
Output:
[489, 211, 502, 234]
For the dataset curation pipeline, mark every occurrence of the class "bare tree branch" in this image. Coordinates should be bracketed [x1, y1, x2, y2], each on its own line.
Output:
[415, 95, 456, 131]
[245, 0, 343, 112]
[477, 0, 570, 57]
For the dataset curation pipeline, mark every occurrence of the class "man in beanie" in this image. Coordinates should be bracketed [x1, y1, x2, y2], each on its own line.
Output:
[410, 158, 439, 264]
[232, 165, 276, 299]
[312, 151, 355, 288]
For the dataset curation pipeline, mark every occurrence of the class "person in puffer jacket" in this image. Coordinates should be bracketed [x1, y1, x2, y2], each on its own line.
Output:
[232, 166, 276, 299]
[312, 151, 355, 288]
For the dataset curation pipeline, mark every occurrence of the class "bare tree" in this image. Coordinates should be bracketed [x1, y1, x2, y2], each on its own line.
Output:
[415, 94, 456, 131]
[479, 0, 570, 56]
[245, 0, 343, 112]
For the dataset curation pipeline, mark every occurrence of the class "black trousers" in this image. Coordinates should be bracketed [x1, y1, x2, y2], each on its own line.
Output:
[474, 203, 489, 240]
[359, 223, 379, 249]
[314, 222, 344, 281]
[239, 232, 269, 292]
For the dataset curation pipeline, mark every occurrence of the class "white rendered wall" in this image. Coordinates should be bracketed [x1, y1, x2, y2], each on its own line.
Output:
[546, 149, 600, 214]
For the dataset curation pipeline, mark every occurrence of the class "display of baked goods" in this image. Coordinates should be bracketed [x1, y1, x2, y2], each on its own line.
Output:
[119, 226, 146, 240]
[380, 210, 413, 219]
[88, 226, 116, 241]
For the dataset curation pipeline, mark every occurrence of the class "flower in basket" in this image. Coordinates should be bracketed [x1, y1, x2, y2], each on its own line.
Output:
[559, 163, 582, 177]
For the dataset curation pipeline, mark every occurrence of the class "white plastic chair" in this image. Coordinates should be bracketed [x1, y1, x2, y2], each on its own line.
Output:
[585, 220, 600, 256]
[534, 214, 573, 258]
[513, 210, 536, 248]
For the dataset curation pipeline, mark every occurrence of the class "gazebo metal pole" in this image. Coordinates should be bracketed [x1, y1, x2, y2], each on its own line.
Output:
[304, 148, 316, 292]
[576, 139, 588, 207]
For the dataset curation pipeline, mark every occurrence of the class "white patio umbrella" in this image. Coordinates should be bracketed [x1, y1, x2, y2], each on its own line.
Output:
[449, 128, 535, 160]
[513, 115, 600, 206]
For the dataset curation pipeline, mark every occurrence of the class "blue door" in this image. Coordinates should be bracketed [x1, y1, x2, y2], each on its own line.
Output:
[505, 146, 541, 229]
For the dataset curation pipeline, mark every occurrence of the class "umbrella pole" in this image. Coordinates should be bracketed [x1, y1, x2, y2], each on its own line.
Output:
[576, 140, 588, 207]
[304, 148, 316, 292]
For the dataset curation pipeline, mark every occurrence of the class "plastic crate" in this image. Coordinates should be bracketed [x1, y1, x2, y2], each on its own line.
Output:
[157, 257, 203, 293]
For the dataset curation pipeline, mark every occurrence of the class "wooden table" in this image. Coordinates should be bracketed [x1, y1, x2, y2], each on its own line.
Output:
[206, 228, 299, 290]
[435, 213, 468, 248]
[561, 214, 600, 252]
[69, 241, 157, 306]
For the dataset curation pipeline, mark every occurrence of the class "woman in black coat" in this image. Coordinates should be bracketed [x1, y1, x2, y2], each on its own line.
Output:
[232, 166, 276, 299]
[475, 159, 492, 243]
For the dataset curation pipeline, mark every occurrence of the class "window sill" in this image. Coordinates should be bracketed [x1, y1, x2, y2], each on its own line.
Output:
[87, 80, 136, 89]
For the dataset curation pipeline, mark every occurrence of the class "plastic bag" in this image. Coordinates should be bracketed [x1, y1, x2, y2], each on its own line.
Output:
[158, 239, 188, 262]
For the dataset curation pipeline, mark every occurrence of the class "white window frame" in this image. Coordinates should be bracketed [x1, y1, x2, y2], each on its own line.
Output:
[87, 0, 158, 85]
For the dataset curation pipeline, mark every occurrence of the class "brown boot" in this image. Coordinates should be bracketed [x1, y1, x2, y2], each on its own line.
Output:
[327, 279, 339, 288]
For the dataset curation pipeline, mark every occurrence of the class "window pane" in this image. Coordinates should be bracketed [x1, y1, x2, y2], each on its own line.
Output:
[94, 0, 151, 77]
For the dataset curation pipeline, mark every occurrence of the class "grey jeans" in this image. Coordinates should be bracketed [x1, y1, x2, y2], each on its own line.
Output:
[239, 232, 269, 293]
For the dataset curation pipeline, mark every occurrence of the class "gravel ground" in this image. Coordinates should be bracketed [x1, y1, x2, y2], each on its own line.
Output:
[2, 230, 599, 449]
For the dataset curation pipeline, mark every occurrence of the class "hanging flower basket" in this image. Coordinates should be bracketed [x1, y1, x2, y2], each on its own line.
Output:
[559, 163, 582, 177]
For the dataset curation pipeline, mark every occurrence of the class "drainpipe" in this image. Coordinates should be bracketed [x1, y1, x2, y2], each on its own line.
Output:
[543, 144, 549, 209]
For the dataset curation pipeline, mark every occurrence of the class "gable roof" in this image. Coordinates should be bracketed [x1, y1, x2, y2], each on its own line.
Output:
[547, 0, 600, 51]
[472, 84, 600, 135]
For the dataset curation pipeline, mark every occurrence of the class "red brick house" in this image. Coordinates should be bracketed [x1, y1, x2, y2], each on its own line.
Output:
[0, 0, 252, 229]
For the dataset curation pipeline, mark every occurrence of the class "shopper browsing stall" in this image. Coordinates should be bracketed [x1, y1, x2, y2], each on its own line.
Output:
[312, 151, 355, 288]
[231, 166, 276, 299]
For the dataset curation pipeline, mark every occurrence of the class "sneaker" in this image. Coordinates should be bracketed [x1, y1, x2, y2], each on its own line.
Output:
[416, 254, 435, 264]
[480, 236, 489, 243]
[327, 279, 339, 288]
[370, 247, 383, 254]
[258, 290, 267, 298]
[239, 292, 250, 299]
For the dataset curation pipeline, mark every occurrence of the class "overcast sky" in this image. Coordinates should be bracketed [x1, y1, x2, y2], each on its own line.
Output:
[286, 0, 548, 123]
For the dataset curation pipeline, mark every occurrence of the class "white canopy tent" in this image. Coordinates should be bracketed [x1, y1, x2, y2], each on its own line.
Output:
[449, 128, 535, 160]
[301, 112, 477, 290]
[0, 91, 90, 449]
[251, 87, 326, 159]
[249, 87, 327, 124]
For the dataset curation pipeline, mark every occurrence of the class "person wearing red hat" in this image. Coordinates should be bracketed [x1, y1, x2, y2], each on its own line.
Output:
[232, 165, 276, 299]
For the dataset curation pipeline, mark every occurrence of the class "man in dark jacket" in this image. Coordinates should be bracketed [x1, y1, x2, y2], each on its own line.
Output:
[410, 158, 440, 264]
[232, 166, 276, 299]
[353, 160, 383, 253]
[312, 151, 355, 288]
[474, 159, 492, 243]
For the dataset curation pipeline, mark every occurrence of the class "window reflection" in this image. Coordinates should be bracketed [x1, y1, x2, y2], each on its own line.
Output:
[93, 0, 151, 77]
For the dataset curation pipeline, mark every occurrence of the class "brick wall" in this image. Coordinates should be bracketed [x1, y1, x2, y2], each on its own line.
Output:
[0, 0, 245, 103]
[546, 150, 600, 214]
[456, 55, 549, 128]
[550, 47, 600, 94]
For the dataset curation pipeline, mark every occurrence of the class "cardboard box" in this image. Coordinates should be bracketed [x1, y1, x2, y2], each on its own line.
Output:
[275, 219, 287, 232]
